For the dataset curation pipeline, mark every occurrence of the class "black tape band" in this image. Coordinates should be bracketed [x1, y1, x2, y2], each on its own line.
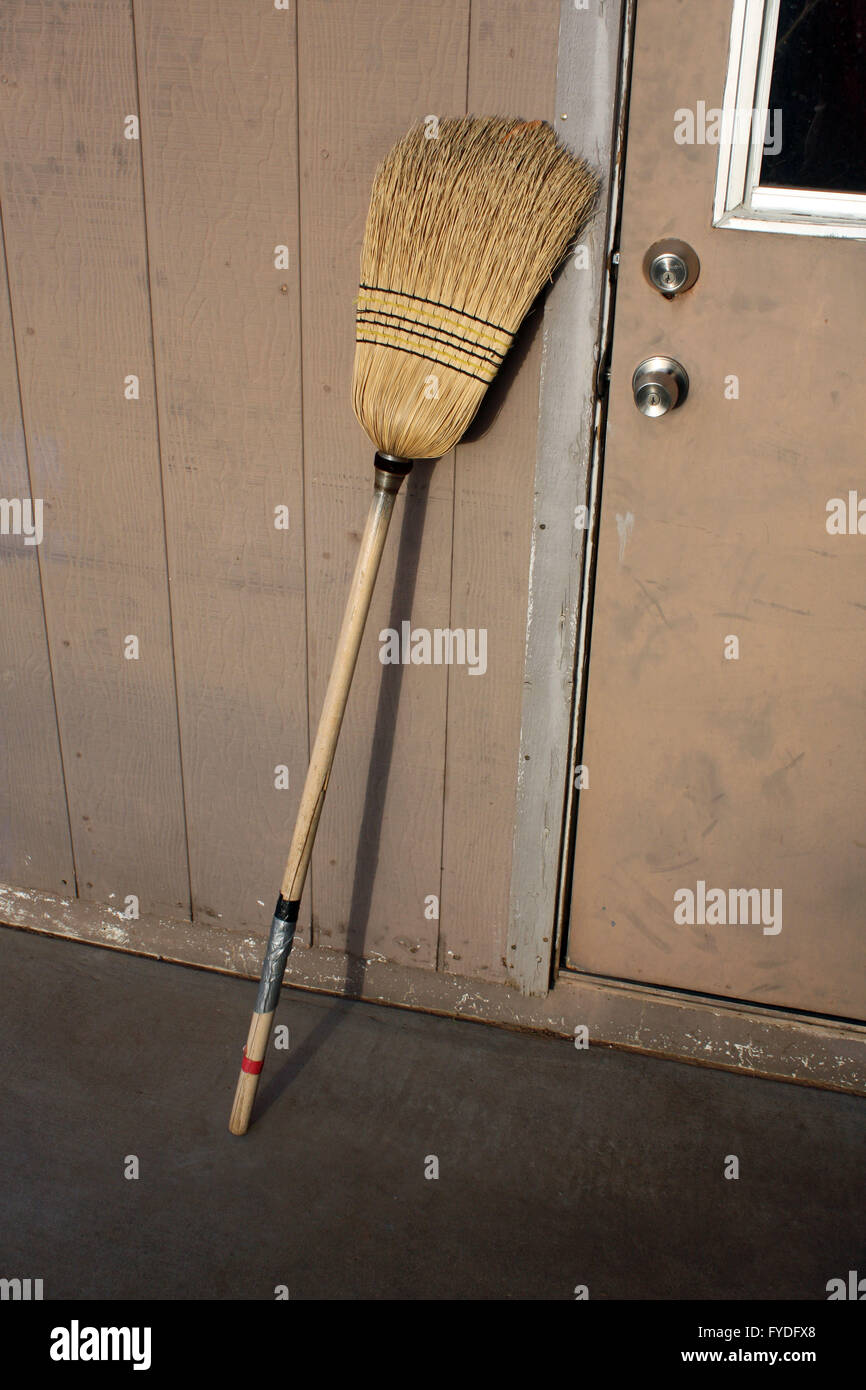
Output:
[273, 894, 297, 923]
[374, 452, 413, 475]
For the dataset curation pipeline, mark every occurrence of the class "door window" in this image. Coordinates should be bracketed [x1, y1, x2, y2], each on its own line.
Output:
[714, 0, 866, 237]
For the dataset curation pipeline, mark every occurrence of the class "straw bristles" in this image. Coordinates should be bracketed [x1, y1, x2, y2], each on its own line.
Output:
[352, 116, 597, 461]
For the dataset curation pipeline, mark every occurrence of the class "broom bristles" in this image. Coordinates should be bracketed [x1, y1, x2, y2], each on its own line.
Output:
[352, 116, 598, 461]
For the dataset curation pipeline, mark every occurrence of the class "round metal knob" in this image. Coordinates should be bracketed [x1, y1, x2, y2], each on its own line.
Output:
[632, 356, 689, 417]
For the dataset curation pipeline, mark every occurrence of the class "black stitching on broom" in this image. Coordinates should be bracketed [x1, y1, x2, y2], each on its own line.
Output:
[359, 282, 511, 336]
[356, 310, 505, 366]
[355, 336, 492, 382]
[357, 307, 505, 361]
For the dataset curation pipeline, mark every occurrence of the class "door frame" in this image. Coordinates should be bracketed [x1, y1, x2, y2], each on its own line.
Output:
[507, 0, 866, 1092]
[506, 0, 633, 997]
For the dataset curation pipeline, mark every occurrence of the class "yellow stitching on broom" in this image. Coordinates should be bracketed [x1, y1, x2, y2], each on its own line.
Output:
[357, 309, 504, 365]
[357, 300, 506, 356]
[356, 291, 512, 348]
[355, 328, 497, 381]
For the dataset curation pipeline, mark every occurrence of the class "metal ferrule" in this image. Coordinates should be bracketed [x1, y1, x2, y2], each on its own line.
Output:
[374, 452, 413, 493]
[254, 897, 300, 1015]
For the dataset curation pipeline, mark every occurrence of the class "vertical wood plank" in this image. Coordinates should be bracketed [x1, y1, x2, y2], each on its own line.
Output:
[439, 0, 562, 981]
[297, 1, 469, 969]
[0, 0, 189, 916]
[134, 0, 308, 938]
[0, 218, 74, 893]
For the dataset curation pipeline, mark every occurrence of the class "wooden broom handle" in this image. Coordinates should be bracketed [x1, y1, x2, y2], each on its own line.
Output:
[229, 456, 411, 1135]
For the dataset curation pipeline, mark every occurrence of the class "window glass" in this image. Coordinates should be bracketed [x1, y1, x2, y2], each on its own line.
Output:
[760, 0, 866, 193]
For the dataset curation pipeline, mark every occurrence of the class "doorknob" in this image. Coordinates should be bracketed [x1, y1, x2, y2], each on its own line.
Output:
[632, 356, 689, 417]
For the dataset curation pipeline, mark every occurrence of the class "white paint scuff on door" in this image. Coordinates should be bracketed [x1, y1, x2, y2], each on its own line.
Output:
[616, 511, 634, 563]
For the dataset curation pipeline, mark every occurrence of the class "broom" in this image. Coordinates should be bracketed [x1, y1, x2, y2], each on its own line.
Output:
[229, 115, 596, 1135]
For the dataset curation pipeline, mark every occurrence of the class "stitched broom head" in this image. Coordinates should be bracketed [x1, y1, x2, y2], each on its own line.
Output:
[352, 116, 598, 462]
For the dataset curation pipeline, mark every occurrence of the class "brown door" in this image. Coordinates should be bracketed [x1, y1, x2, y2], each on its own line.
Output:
[567, 0, 866, 1021]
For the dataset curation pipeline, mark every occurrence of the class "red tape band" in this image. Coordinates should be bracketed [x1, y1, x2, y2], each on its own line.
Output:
[241, 1049, 263, 1075]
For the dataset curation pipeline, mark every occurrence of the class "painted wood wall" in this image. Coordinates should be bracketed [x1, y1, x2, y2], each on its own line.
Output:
[0, 0, 562, 986]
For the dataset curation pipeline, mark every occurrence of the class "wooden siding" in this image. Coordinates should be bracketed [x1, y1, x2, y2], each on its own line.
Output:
[0, 0, 563, 982]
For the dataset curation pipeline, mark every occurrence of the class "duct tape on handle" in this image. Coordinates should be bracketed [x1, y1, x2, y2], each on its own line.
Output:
[254, 897, 300, 1015]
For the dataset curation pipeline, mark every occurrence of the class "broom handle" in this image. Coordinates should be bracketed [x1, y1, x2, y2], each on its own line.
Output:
[229, 455, 411, 1135]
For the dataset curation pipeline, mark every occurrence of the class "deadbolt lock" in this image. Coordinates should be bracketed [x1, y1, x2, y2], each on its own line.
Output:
[632, 356, 689, 417]
[643, 239, 700, 298]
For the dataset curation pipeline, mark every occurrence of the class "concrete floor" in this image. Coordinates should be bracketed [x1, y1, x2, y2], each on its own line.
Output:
[0, 925, 862, 1301]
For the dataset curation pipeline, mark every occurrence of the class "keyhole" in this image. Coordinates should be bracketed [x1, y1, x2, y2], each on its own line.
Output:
[633, 356, 688, 416]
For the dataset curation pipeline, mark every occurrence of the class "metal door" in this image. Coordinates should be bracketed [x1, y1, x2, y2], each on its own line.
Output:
[567, 0, 866, 1021]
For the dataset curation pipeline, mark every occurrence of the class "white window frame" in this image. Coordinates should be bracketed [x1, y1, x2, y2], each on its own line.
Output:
[714, 0, 866, 240]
